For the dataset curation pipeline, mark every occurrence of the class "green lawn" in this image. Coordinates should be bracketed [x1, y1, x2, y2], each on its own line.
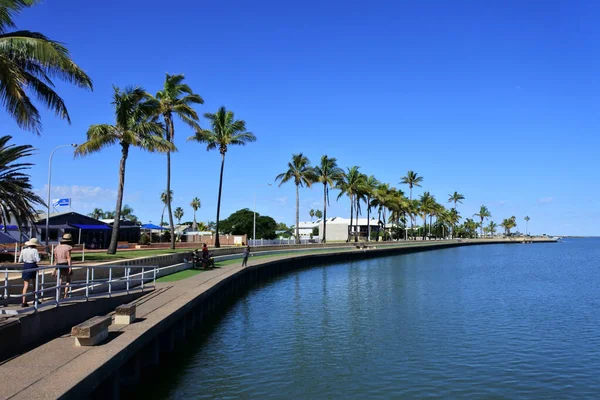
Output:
[81, 249, 190, 263]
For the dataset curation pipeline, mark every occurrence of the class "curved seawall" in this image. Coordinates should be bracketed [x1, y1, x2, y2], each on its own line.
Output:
[0, 239, 557, 399]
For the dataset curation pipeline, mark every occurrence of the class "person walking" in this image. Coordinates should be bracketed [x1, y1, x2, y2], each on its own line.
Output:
[242, 245, 251, 267]
[53, 233, 73, 299]
[18, 238, 41, 307]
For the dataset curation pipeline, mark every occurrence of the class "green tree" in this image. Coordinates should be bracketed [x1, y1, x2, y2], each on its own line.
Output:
[187, 106, 256, 247]
[75, 86, 174, 254]
[419, 192, 436, 240]
[190, 197, 201, 230]
[309, 209, 315, 221]
[315, 209, 323, 219]
[219, 208, 277, 239]
[401, 170, 423, 236]
[362, 175, 379, 241]
[174, 206, 184, 225]
[0, 135, 44, 230]
[313, 155, 344, 243]
[524, 215, 530, 235]
[275, 153, 316, 244]
[88, 208, 104, 220]
[121, 204, 139, 224]
[488, 221, 498, 237]
[0, 1, 93, 134]
[151, 73, 203, 250]
[447, 191, 465, 237]
[474, 205, 492, 237]
[160, 189, 173, 228]
[337, 166, 366, 242]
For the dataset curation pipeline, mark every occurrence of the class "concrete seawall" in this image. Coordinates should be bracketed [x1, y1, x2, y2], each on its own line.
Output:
[0, 239, 557, 399]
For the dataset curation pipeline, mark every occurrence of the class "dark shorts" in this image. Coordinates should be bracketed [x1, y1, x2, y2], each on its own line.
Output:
[22, 262, 37, 281]
[57, 263, 72, 282]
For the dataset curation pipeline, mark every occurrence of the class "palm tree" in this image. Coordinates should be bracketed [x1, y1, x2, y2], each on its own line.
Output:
[0, 135, 45, 230]
[313, 155, 344, 243]
[75, 86, 174, 254]
[174, 207, 184, 225]
[474, 205, 492, 238]
[501, 217, 517, 236]
[188, 107, 256, 247]
[190, 197, 201, 231]
[419, 192, 435, 240]
[447, 191, 464, 237]
[103, 211, 116, 219]
[447, 208, 461, 238]
[315, 209, 323, 219]
[401, 170, 423, 237]
[0, 1, 93, 134]
[275, 153, 316, 244]
[309, 209, 315, 221]
[337, 166, 366, 242]
[151, 73, 203, 250]
[88, 208, 104, 220]
[160, 189, 173, 229]
[524, 216, 530, 235]
[488, 221, 497, 237]
[121, 204, 138, 224]
[362, 175, 379, 241]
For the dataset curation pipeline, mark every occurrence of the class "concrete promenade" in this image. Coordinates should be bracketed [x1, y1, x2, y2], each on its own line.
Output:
[0, 238, 556, 399]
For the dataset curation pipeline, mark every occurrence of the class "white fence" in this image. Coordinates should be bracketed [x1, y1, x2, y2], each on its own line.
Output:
[248, 238, 322, 246]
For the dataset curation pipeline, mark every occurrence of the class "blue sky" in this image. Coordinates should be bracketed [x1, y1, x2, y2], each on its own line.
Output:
[2, 0, 599, 235]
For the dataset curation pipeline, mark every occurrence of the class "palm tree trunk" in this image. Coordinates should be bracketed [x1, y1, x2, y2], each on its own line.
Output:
[295, 183, 300, 244]
[166, 151, 175, 249]
[377, 207, 382, 242]
[366, 197, 371, 242]
[322, 184, 327, 243]
[108, 144, 129, 254]
[160, 204, 167, 242]
[354, 197, 359, 242]
[193, 210, 197, 231]
[422, 214, 426, 240]
[215, 153, 226, 248]
[348, 196, 353, 242]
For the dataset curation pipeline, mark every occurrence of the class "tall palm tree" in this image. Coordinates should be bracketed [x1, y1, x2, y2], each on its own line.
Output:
[174, 207, 184, 225]
[160, 189, 173, 229]
[488, 221, 498, 237]
[474, 205, 492, 238]
[275, 153, 316, 244]
[0, 135, 45, 230]
[447, 191, 464, 238]
[75, 86, 174, 254]
[419, 192, 435, 240]
[151, 73, 203, 250]
[337, 166, 366, 242]
[313, 155, 343, 243]
[524, 216, 530, 235]
[315, 209, 323, 219]
[401, 170, 423, 237]
[190, 197, 201, 231]
[447, 208, 461, 238]
[88, 208, 104, 220]
[187, 106, 256, 247]
[0, 1, 93, 134]
[309, 209, 315, 221]
[121, 204, 138, 224]
[362, 175, 379, 241]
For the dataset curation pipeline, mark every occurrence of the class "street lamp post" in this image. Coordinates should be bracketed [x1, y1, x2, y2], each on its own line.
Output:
[45, 144, 77, 247]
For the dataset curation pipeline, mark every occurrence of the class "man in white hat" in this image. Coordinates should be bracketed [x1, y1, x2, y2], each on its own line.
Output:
[18, 238, 41, 307]
[53, 233, 73, 299]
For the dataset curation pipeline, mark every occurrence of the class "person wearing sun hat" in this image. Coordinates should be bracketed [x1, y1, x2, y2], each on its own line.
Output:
[53, 233, 73, 298]
[18, 238, 41, 307]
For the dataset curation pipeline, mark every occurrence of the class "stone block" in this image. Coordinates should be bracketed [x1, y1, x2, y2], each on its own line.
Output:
[114, 303, 136, 325]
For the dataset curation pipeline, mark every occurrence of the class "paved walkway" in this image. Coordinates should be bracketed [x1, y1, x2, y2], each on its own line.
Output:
[0, 239, 555, 398]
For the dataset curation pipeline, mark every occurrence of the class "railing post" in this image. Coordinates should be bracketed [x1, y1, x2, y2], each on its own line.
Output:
[126, 267, 130, 294]
[85, 267, 90, 301]
[55, 271, 60, 306]
[50, 244, 55, 265]
[34, 270, 39, 312]
[141, 267, 145, 291]
[41, 269, 45, 299]
[153, 266, 157, 286]
[3, 271, 8, 300]
[91, 268, 94, 293]
[14, 242, 18, 263]
[82, 243, 85, 263]
[108, 267, 112, 298]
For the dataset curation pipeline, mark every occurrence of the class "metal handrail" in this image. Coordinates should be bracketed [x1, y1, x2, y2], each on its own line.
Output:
[0, 264, 158, 313]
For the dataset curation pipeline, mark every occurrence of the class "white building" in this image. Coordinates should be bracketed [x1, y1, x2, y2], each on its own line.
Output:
[318, 217, 384, 242]
[296, 220, 321, 238]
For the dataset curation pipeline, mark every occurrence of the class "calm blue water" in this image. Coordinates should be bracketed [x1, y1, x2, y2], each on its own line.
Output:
[136, 239, 600, 399]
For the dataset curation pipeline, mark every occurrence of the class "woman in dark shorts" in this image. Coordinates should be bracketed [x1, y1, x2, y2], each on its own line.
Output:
[18, 238, 41, 307]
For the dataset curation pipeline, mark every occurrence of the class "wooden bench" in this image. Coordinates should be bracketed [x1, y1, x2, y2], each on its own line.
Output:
[71, 315, 111, 347]
[114, 302, 136, 325]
